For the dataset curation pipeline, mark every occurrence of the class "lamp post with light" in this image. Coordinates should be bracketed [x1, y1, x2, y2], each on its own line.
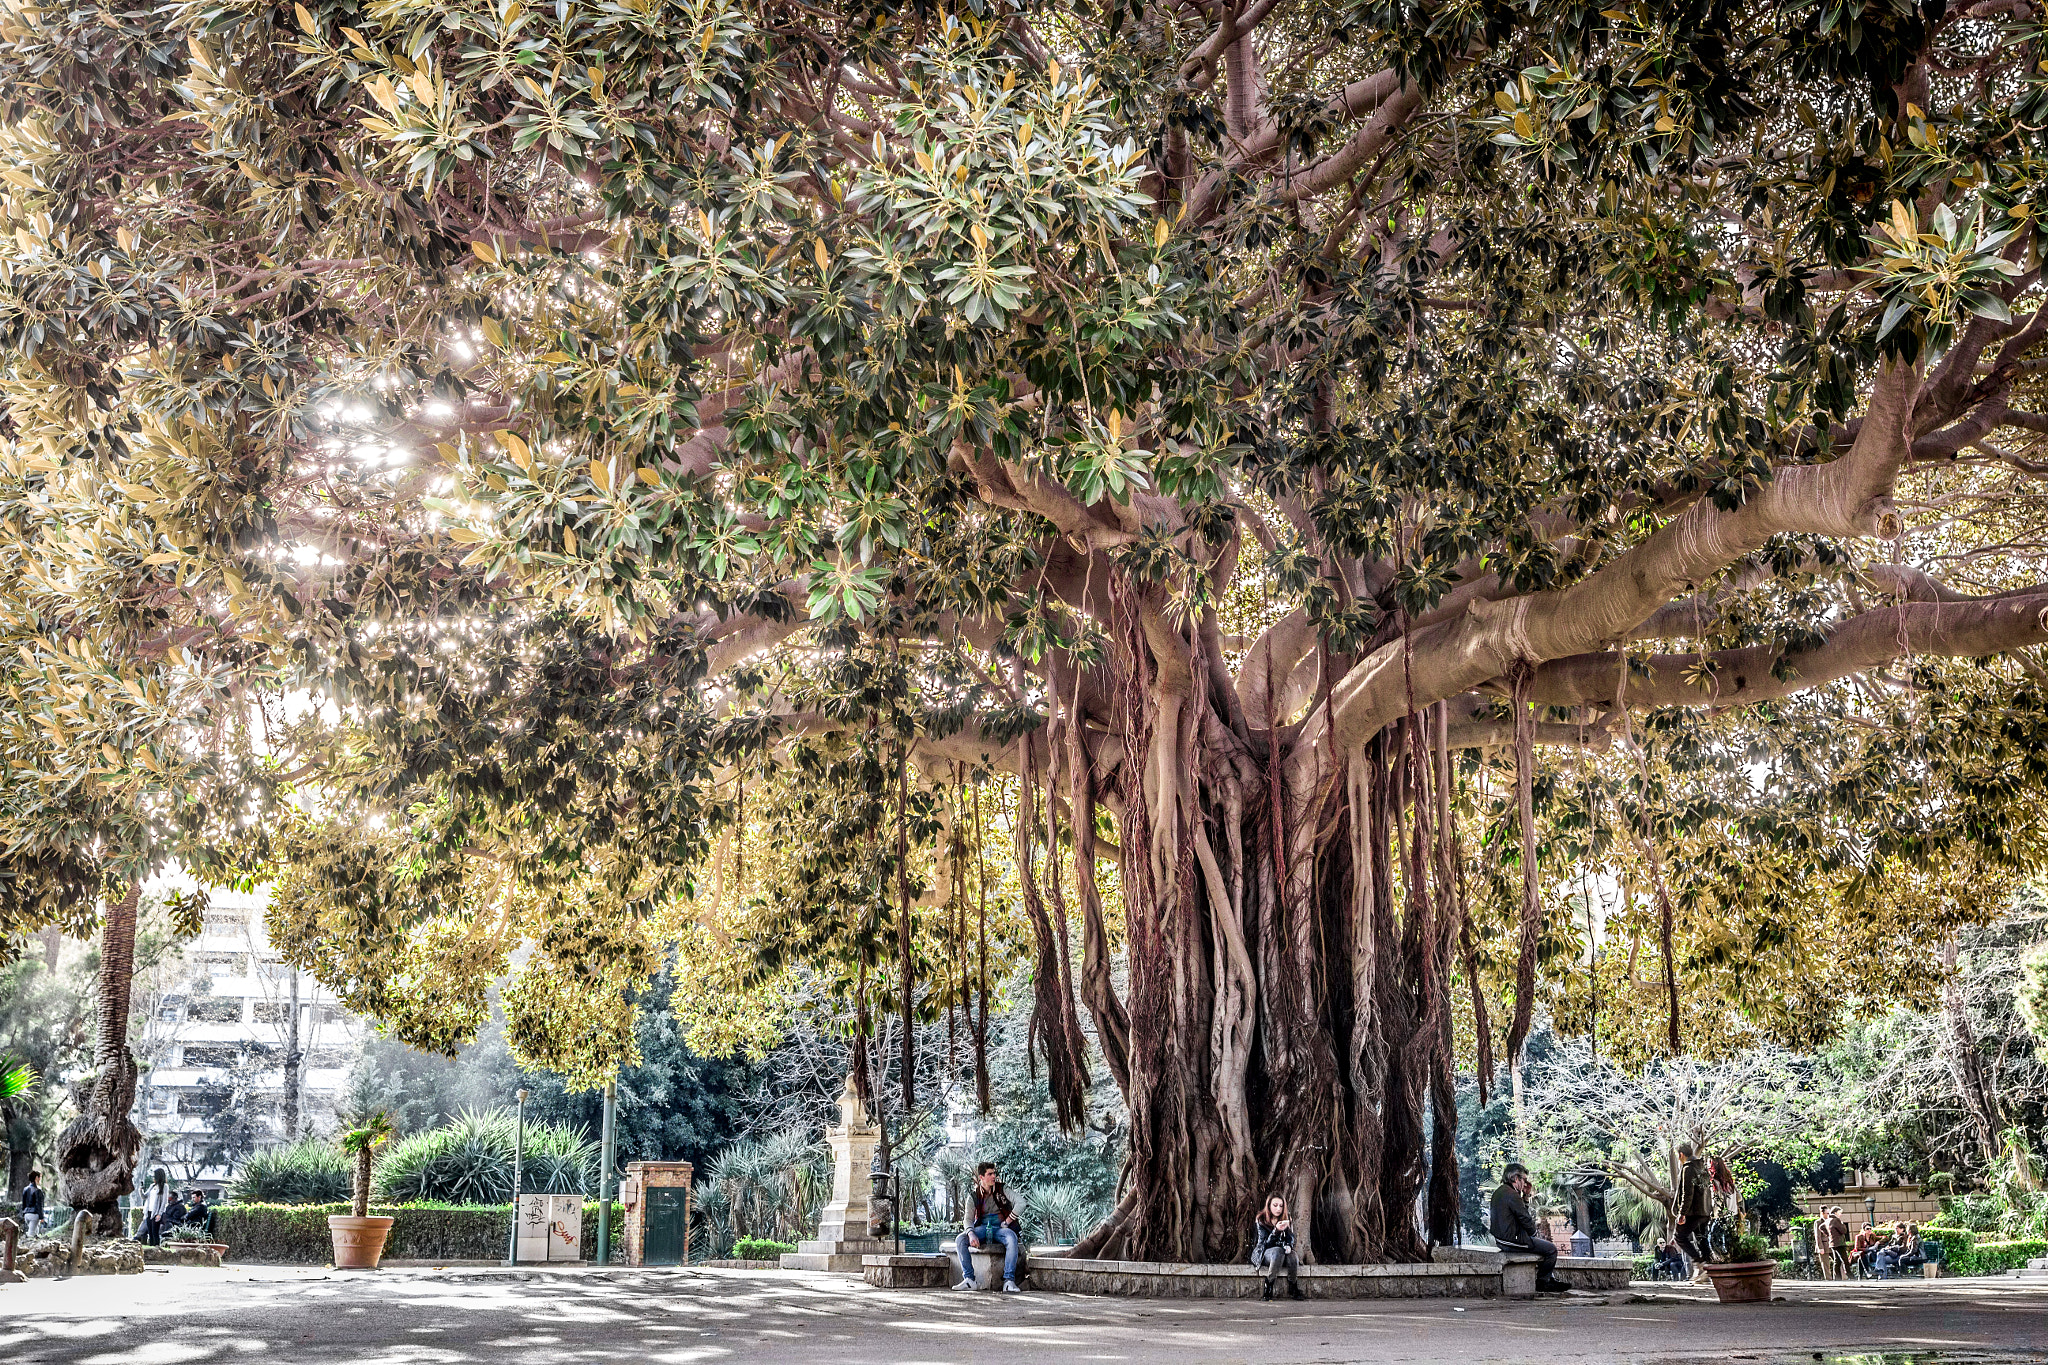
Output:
[505, 1088, 528, 1265]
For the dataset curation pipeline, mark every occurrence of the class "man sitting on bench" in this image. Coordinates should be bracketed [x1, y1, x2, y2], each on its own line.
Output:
[954, 1162, 1024, 1294]
[1490, 1162, 1570, 1294]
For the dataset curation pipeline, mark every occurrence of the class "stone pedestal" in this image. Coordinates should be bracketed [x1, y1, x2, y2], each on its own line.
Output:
[781, 1076, 890, 1272]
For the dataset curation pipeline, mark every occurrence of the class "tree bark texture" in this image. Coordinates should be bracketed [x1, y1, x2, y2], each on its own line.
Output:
[1048, 580, 1473, 1266]
[283, 969, 303, 1141]
[57, 881, 141, 1236]
[1939, 941, 2004, 1165]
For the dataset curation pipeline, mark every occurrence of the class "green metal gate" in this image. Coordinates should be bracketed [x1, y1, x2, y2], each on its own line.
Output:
[644, 1186, 690, 1265]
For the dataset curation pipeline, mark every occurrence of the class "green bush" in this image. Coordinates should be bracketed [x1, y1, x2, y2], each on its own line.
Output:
[216, 1201, 623, 1264]
[1723, 1232, 1772, 1264]
[373, 1109, 595, 1205]
[1631, 1253, 1655, 1281]
[1921, 1226, 1975, 1272]
[731, 1236, 795, 1260]
[229, 1138, 353, 1205]
[1965, 1237, 2048, 1277]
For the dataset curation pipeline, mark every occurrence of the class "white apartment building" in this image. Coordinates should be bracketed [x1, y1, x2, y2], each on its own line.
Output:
[134, 885, 366, 1188]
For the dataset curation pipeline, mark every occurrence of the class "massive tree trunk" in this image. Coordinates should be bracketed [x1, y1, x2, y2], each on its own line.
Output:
[57, 881, 142, 1236]
[1047, 584, 1467, 1266]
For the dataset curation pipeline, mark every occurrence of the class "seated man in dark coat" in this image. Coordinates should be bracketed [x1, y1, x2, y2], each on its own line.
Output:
[1489, 1163, 1568, 1294]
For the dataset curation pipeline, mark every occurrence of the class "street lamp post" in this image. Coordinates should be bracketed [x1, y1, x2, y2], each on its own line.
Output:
[595, 1079, 616, 1266]
[505, 1088, 528, 1266]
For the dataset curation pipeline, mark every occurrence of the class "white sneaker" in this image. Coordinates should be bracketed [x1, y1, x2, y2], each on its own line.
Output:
[1003, 1280, 1022, 1294]
[954, 1278, 975, 1290]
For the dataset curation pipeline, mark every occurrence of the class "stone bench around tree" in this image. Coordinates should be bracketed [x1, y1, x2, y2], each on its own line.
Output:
[1025, 1256, 1508, 1299]
[863, 1252, 956, 1288]
[1431, 1246, 1632, 1295]
[951, 1241, 1030, 1289]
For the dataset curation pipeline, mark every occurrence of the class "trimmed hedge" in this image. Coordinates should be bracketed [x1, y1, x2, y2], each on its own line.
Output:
[1969, 1238, 2048, 1276]
[1921, 1226, 1974, 1271]
[732, 1236, 795, 1259]
[217, 1202, 623, 1263]
[1913, 1227, 2046, 1277]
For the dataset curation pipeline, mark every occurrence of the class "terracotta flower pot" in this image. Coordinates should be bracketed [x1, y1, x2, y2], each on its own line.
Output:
[328, 1215, 395, 1269]
[1702, 1259, 1776, 1303]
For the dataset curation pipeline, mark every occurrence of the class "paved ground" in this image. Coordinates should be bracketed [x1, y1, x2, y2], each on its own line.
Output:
[2, 1265, 2046, 1364]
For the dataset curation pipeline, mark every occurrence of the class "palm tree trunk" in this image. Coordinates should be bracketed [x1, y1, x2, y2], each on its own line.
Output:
[56, 881, 143, 1236]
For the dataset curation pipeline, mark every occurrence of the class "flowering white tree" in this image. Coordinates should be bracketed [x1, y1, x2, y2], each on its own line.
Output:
[1521, 1039, 1826, 1236]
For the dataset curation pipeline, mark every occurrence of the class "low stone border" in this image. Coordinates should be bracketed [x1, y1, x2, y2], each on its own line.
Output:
[1435, 1247, 1632, 1293]
[1027, 1257, 1505, 1299]
[864, 1253, 955, 1288]
[703, 1258, 784, 1270]
[866, 1248, 1635, 1299]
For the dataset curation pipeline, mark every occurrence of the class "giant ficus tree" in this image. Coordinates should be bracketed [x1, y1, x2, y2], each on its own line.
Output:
[9, 0, 2048, 1264]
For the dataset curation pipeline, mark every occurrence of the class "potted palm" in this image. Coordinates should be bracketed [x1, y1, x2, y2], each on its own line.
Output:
[329, 1113, 394, 1269]
[1702, 1231, 1776, 1303]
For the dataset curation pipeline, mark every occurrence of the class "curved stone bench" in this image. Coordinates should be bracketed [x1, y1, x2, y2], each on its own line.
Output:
[1431, 1246, 1632, 1294]
[1025, 1256, 1505, 1299]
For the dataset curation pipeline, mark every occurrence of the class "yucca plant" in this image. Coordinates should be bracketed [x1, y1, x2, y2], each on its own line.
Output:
[230, 1137, 353, 1205]
[372, 1109, 594, 1205]
[1021, 1185, 1106, 1247]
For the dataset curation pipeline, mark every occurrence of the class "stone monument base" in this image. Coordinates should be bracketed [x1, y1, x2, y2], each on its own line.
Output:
[781, 1236, 895, 1272]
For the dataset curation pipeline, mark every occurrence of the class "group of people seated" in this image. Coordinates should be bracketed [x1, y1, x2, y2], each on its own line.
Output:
[137, 1169, 215, 1246]
[1648, 1238, 1690, 1280]
[941, 1164, 1331, 1302]
[952, 1158, 1578, 1301]
[1813, 1202, 1941, 1279]
[1852, 1220, 1936, 1279]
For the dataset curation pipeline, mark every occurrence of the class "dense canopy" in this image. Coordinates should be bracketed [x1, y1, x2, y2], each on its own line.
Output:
[5, 0, 2048, 1259]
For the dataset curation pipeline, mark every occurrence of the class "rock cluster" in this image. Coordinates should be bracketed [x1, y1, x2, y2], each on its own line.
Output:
[19, 1235, 148, 1278]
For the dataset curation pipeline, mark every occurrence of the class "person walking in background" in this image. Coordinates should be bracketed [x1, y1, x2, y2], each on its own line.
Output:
[953, 1163, 1024, 1294]
[1823, 1206, 1851, 1280]
[139, 1169, 171, 1246]
[1706, 1156, 1742, 1260]
[1250, 1196, 1304, 1301]
[1673, 1144, 1713, 1280]
[18, 1169, 45, 1239]
[1813, 1207, 1840, 1279]
[1489, 1163, 1570, 1294]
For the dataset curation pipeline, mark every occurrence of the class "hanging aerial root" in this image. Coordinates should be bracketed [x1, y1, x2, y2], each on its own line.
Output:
[1018, 724, 1090, 1132]
[1505, 661, 1542, 1069]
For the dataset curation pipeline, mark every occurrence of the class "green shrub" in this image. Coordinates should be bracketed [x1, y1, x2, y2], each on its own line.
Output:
[373, 1109, 595, 1205]
[230, 1138, 353, 1206]
[1631, 1253, 1654, 1280]
[1725, 1232, 1771, 1264]
[216, 1201, 623, 1264]
[731, 1236, 795, 1260]
[1921, 1226, 1975, 1272]
[1965, 1237, 2048, 1277]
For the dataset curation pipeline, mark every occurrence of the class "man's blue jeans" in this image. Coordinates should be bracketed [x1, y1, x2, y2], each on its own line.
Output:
[956, 1225, 1021, 1283]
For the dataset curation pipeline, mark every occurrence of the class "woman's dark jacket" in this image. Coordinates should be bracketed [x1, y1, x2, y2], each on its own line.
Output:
[1250, 1217, 1296, 1264]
